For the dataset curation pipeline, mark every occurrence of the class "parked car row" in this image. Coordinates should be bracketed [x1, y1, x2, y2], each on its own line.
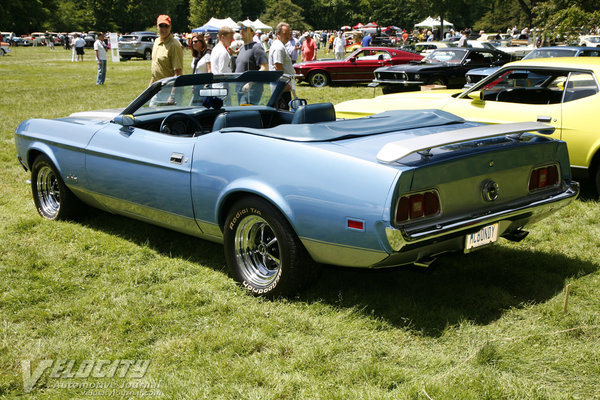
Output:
[372, 47, 513, 93]
[294, 47, 423, 87]
[336, 58, 600, 194]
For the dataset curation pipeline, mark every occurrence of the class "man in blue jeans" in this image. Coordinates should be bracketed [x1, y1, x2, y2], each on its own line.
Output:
[94, 33, 108, 85]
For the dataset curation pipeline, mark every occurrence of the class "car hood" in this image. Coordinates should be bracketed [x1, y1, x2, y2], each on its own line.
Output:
[377, 61, 455, 73]
[294, 59, 339, 67]
[335, 90, 462, 118]
[67, 108, 124, 121]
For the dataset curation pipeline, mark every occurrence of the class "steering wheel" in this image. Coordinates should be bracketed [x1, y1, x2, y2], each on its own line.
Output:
[160, 112, 204, 136]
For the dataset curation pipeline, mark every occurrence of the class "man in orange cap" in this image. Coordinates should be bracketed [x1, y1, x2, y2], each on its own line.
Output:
[149, 14, 183, 85]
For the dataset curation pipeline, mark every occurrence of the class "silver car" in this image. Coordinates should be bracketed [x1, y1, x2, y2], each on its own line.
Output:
[118, 31, 157, 60]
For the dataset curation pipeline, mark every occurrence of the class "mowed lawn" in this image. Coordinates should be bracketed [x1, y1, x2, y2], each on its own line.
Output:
[1, 47, 599, 399]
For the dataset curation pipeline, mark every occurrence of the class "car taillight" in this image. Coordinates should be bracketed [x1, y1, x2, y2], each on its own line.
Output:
[529, 165, 559, 191]
[396, 190, 440, 224]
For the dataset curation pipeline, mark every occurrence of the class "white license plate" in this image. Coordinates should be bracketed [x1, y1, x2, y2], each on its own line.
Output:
[465, 223, 498, 250]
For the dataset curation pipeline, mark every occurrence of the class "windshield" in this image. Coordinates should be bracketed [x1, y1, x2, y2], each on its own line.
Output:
[523, 49, 577, 60]
[132, 72, 287, 116]
[585, 36, 600, 43]
[425, 49, 465, 63]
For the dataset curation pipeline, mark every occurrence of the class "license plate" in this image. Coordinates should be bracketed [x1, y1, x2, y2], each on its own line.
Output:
[465, 223, 498, 250]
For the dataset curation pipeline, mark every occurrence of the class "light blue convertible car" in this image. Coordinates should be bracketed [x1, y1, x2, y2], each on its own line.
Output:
[15, 71, 579, 296]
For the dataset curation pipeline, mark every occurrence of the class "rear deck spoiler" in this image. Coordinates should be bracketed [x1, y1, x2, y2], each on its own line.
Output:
[377, 122, 555, 163]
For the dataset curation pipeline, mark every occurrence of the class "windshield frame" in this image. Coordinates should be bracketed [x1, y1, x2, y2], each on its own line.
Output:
[121, 71, 288, 116]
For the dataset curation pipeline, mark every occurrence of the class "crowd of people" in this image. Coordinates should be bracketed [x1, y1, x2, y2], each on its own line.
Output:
[15, 17, 583, 97]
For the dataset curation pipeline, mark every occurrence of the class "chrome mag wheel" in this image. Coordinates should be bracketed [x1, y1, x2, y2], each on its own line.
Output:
[36, 165, 61, 219]
[234, 215, 282, 287]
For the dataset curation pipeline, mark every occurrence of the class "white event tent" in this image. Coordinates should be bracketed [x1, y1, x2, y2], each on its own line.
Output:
[414, 16, 454, 29]
[205, 17, 238, 29]
[252, 19, 272, 30]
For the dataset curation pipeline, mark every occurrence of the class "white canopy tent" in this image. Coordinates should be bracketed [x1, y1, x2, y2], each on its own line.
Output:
[414, 16, 453, 28]
[205, 17, 238, 29]
[252, 19, 272, 31]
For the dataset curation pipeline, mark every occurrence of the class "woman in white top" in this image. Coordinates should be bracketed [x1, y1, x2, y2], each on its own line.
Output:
[191, 33, 211, 73]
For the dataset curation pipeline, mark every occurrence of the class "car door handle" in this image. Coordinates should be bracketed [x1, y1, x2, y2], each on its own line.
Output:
[537, 116, 552, 123]
[170, 153, 184, 164]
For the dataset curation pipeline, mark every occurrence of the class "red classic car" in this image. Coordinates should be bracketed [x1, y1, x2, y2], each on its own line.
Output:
[294, 47, 424, 87]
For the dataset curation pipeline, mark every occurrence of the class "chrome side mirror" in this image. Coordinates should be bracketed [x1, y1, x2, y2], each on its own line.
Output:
[114, 114, 135, 127]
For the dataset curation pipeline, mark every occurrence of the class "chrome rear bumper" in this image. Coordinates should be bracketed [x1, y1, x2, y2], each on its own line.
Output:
[385, 182, 579, 252]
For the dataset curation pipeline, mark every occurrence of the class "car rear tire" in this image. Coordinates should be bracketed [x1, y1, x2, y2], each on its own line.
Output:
[0, 49, 4, 56]
[308, 71, 329, 88]
[144, 49, 152, 60]
[31, 154, 81, 220]
[223, 197, 318, 297]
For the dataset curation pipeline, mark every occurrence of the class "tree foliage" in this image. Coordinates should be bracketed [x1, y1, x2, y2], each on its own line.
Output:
[260, 0, 311, 32]
[533, 3, 600, 44]
[189, 0, 242, 29]
[2, 0, 597, 36]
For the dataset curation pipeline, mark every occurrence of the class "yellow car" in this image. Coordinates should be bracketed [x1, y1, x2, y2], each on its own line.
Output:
[336, 58, 600, 192]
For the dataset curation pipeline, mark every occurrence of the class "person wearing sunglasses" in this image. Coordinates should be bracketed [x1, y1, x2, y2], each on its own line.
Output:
[149, 14, 183, 85]
[191, 33, 211, 74]
[235, 21, 268, 104]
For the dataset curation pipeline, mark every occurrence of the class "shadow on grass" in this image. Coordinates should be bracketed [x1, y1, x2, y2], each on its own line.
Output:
[300, 246, 598, 336]
[79, 209, 226, 272]
[78, 209, 597, 337]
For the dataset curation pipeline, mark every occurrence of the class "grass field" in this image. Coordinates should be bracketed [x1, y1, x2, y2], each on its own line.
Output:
[1, 46, 599, 399]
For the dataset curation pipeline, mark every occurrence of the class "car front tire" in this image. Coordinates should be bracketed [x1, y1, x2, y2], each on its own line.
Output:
[427, 76, 447, 86]
[308, 71, 329, 88]
[223, 197, 318, 297]
[31, 154, 81, 220]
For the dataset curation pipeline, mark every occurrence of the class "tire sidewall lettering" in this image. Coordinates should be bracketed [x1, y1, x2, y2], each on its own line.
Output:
[228, 207, 263, 230]
[242, 268, 281, 294]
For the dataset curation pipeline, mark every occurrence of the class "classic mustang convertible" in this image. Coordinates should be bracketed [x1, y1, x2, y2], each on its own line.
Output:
[15, 71, 579, 296]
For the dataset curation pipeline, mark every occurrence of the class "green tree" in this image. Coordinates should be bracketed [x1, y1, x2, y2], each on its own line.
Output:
[533, 3, 600, 45]
[241, 0, 266, 20]
[1, 0, 52, 33]
[260, 0, 311, 31]
[189, 0, 242, 29]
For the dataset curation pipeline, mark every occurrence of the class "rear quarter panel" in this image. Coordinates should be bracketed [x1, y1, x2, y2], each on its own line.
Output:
[190, 131, 403, 260]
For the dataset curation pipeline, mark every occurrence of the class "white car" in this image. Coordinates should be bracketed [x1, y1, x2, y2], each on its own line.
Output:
[0, 43, 9, 56]
[580, 35, 600, 47]
[414, 41, 456, 55]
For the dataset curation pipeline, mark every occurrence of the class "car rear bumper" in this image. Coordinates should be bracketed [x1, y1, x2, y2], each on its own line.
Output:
[384, 181, 579, 254]
[118, 49, 145, 57]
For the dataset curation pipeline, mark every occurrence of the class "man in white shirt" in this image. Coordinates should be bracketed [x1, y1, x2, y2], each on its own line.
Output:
[269, 22, 296, 110]
[210, 26, 234, 74]
[74, 34, 86, 62]
[94, 33, 108, 85]
[333, 31, 346, 60]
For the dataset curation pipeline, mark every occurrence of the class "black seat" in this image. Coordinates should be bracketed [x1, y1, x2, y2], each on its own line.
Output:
[291, 103, 336, 124]
[212, 110, 263, 131]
